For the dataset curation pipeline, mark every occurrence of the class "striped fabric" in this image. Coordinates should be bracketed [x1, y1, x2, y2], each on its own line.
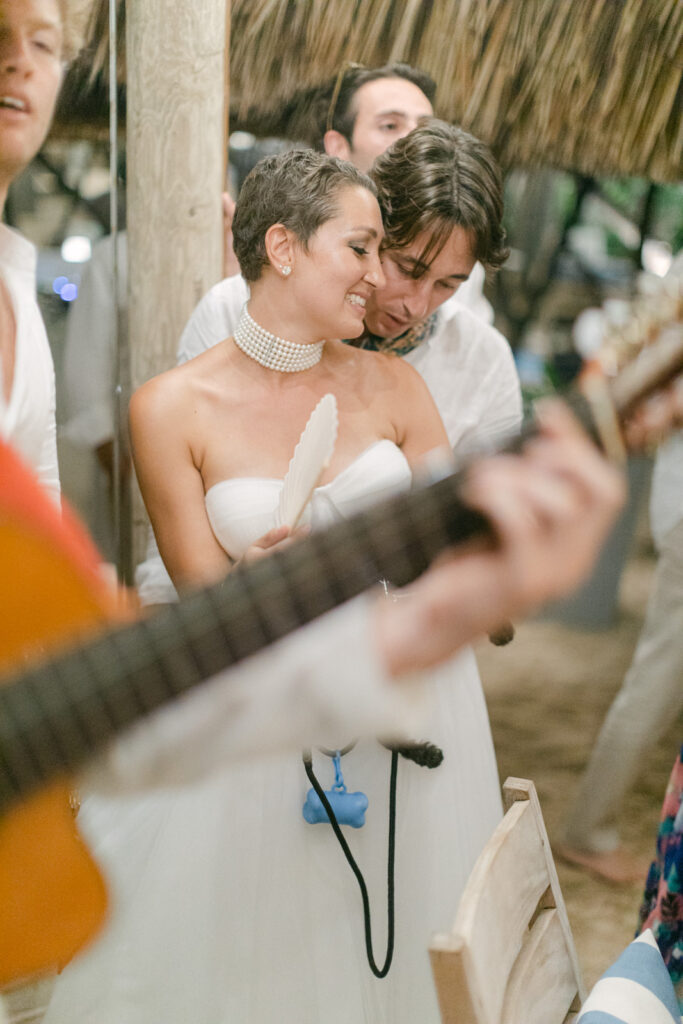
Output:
[578, 930, 681, 1023]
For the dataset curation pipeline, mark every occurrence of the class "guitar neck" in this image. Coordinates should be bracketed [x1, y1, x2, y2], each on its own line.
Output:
[1, 321, 681, 813]
[0, 473, 487, 813]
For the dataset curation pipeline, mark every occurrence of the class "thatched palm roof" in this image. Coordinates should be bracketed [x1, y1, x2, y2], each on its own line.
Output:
[59, 0, 682, 182]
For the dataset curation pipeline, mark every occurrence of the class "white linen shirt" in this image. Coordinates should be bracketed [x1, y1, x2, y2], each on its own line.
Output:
[0, 224, 59, 503]
[403, 294, 522, 459]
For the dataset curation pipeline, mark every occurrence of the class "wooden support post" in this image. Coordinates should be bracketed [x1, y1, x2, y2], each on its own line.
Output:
[126, 0, 227, 563]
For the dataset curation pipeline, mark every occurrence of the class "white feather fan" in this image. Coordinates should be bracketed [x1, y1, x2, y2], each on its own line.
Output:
[275, 393, 338, 528]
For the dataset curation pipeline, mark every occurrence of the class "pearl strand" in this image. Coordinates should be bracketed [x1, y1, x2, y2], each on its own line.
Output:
[233, 306, 325, 373]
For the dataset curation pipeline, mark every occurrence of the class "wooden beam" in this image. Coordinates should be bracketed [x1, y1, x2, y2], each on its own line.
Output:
[126, 0, 227, 561]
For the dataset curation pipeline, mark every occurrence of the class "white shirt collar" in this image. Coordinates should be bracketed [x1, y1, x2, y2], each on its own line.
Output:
[0, 222, 37, 287]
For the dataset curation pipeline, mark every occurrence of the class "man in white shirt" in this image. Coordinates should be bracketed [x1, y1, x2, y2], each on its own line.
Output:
[180, 120, 518, 450]
[320, 62, 492, 322]
[0, 0, 70, 504]
[0, 6, 87, 1019]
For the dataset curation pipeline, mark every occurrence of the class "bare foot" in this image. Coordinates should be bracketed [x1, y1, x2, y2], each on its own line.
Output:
[555, 843, 651, 885]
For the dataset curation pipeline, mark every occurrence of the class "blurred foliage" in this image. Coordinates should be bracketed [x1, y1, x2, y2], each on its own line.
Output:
[605, 234, 635, 259]
[600, 178, 683, 251]
[599, 178, 649, 217]
[653, 185, 683, 251]
[504, 172, 683, 256]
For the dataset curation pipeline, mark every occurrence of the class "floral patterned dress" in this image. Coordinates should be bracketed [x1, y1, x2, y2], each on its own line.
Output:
[637, 743, 683, 1010]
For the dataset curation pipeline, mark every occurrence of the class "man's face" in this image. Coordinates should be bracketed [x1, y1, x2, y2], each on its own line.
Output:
[347, 77, 433, 172]
[0, 0, 63, 188]
[364, 225, 476, 339]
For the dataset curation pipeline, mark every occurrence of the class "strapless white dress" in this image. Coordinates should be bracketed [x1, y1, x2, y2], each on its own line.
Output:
[43, 441, 502, 1024]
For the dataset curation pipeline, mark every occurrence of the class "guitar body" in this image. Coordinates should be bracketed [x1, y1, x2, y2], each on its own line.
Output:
[0, 782, 107, 987]
[0, 442, 121, 987]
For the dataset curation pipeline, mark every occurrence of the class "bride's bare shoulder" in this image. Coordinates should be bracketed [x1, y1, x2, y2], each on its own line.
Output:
[129, 343, 230, 425]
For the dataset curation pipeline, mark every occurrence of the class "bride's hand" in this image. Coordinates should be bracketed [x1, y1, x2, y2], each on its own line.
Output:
[237, 524, 310, 566]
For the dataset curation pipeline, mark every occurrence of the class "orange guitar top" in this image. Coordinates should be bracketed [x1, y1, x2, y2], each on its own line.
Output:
[0, 439, 119, 987]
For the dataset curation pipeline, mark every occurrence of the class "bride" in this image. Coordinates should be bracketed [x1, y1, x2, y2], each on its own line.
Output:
[43, 150, 502, 1023]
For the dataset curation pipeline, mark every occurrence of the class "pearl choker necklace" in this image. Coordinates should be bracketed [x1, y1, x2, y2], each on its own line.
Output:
[233, 306, 325, 373]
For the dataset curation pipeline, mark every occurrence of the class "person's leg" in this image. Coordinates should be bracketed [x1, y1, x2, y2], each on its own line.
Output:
[560, 518, 683, 882]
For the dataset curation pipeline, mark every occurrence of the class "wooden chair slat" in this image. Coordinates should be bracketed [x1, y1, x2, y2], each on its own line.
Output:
[503, 908, 581, 1024]
[429, 777, 585, 1024]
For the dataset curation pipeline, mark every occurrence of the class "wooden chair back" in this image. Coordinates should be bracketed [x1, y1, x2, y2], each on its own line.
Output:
[429, 777, 585, 1024]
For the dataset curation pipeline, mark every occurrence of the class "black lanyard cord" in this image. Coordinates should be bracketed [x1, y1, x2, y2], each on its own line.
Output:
[302, 750, 398, 979]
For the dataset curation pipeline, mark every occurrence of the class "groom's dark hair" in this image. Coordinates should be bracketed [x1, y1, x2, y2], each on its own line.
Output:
[371, 119, 508, 274]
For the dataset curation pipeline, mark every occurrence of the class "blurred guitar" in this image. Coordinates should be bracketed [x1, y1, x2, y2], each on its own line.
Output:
[0, 305, 681, 989]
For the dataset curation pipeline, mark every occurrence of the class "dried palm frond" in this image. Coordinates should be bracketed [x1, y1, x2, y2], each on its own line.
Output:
[61, 0, 683, 182]
[228, 0, 682, 182]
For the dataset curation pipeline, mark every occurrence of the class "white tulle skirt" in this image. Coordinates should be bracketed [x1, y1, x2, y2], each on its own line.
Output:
[42, 647, 501, 1024]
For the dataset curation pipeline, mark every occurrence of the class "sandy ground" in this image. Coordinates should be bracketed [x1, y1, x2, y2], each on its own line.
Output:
[475, 537, 680, 992]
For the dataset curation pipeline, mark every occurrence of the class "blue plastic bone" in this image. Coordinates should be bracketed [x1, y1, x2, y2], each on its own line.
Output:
[302, 752, 368, 828]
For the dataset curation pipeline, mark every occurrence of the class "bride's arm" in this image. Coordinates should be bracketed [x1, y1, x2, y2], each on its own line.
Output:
[129, 373, 233, 592]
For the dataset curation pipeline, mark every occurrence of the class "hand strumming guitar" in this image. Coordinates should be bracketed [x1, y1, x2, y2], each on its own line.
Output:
[375, 402, 625, 678]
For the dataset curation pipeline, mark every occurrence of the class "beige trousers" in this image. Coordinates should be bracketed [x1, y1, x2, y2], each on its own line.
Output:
[563, 517, 683, 853]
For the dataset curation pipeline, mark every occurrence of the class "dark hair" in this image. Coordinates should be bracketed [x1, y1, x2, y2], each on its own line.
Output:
[320, 62, 436, 150]
[371, 118, 509, 272]
[232, 148, 376, 282]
